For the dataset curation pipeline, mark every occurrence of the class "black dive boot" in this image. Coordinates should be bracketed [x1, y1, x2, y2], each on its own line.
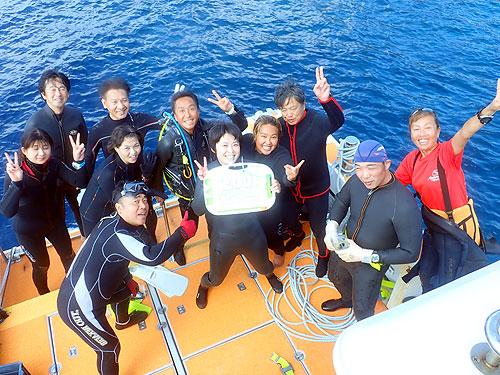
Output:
[266, 274, 283, 294]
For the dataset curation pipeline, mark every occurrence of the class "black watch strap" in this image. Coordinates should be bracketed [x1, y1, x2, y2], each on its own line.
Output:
[476, 107, 494, 125]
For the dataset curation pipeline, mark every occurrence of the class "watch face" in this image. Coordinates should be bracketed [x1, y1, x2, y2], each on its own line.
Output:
[372, 253, 380, 263]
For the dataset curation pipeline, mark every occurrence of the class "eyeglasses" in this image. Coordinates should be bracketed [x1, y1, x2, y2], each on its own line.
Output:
[410, 107, 434, 118]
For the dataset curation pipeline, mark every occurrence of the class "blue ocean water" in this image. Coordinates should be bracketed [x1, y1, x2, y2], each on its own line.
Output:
[0, 0, 499, 249]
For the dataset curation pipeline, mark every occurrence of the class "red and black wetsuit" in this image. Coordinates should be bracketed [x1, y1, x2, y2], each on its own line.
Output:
[0, 158, 88, 294]
[25, 104, 88, 233]
[279, 97, 344, 259]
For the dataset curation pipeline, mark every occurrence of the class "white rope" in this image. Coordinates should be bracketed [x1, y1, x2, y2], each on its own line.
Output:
[331, 136, 359, 193]
[265, 234, 356, 342]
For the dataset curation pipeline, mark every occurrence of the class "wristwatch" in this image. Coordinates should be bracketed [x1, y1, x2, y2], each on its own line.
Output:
[371, 251, 380, 263]
[476, 107, 494, 125]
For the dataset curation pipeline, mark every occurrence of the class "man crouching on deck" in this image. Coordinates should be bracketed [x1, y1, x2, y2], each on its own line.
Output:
[321, 140, 422, 321]
[57, 181, 196, 375]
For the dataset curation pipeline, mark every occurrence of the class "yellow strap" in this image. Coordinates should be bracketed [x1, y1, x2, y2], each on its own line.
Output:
[370, 262, 382, 271]
[270, 353, 294, 375]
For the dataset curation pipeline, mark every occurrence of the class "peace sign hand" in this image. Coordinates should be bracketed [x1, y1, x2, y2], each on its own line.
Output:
[69, 133, 85, 162]
[4, 152, 23, 182]
[284, 160, 305, 182]
[207, 90, 234, 113]
[313, 66, 331, 102]
[194, 157, 208, 181]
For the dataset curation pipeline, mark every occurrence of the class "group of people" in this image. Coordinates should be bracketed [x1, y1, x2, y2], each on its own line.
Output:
[1, 66, 498, 374]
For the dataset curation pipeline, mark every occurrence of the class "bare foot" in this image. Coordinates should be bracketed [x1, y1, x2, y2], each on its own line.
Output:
[273, 254, 285, 268]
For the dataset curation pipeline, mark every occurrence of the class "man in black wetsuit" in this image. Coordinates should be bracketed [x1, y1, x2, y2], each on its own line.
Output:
[84, 78, 160, 175]
[274, 66, 344, 277]
[150, 89, 248, 265]
[321, 140, 422, 321]
[25, 69, 88, 234]
[57, 181, 196, 375]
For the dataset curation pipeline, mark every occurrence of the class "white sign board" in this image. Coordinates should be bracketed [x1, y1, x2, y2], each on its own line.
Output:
[203, 162, 275, 215]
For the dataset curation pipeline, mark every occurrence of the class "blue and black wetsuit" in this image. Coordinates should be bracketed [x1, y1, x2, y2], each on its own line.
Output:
[25, 104, 88, 233]
[192, 159, 274, 288]
[0, 158, 88, 294]
[57, 214, 184, 375]
[84, 112, 159, 175]
[328, 173, 422, 320]
[241, 134, 296, 256]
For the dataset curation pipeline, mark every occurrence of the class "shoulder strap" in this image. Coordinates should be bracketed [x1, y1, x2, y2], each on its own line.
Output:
[436, 156, 454, 222]
[412, 152, 422, 201]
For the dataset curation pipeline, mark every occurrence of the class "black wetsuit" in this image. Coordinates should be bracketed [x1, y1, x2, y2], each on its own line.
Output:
[0, 158, 88, 294]
[25, 104, 88, 233]
[328, 173, 422, 320]
[80, 154, 141, 236]
[79, 153, 156, 240]
[151, 109, 248, 254]
[241, 134, 295, 255]
[57, 214, 184, 375]
[278, 97, 344, 259]
[192, 159, 274, 288]
[85, 112, 159, 175]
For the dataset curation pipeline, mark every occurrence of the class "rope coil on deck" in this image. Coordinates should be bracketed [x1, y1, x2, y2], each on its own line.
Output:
[265, 235, 356, 342]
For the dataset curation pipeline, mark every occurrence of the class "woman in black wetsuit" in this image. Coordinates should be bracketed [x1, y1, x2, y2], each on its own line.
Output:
[241, 115, 303, 267]
[0, 128, 87, 294]
[192, 122, 283, 309]
[79, 125, 157, 239]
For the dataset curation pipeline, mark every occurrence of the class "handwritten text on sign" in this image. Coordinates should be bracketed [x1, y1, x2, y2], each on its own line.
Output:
[204, 163, 275, 215]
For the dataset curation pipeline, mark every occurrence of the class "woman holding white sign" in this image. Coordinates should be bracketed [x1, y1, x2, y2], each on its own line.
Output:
[193, 122, 283, 309]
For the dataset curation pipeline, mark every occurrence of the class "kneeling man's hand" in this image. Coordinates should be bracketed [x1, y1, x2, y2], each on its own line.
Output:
[335, 239, 373, 263]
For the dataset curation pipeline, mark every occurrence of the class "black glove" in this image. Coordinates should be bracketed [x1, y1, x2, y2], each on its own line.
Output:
[140, 152, 157, 183]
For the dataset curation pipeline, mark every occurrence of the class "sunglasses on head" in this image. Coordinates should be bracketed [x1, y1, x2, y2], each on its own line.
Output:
[410, 107, 434, 118]
[113, 181, 150, 203]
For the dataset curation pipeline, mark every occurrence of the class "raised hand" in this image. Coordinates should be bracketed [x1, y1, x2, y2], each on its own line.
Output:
[174, 83, 185, 93]
[207, 90, 233, 113]
[313, 66, 331, 102]
[69, 133, 85, 162]
[4, 152, 23, 182]
[486, 78, 500, 114]
[194, 157, 208, 181]
[284, 159, 305, 181]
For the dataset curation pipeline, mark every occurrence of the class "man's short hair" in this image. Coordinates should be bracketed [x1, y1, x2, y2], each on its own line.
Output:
[38, 69, 71, 95]
[274, 78, 305, 108]
[98, 78, 131, 99]
[170, 89, 199, 112]
[208, 122, 242, 150]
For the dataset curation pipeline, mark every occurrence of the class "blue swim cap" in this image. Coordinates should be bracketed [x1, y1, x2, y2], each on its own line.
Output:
[354, 140, 388, 163]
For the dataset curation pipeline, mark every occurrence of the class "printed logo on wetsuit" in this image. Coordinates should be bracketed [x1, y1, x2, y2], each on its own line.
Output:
[70, 310, 108, 346]
[69, 129, 78, 137]
[427, 169, 440, 182]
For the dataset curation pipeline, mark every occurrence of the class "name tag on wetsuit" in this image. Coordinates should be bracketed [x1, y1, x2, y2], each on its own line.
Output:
[203, 162, 275, 215]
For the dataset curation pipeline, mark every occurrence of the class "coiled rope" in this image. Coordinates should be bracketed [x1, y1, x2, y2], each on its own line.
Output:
[265, 234, 356, 342]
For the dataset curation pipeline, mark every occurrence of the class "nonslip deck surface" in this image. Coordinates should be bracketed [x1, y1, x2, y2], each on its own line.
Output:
[1, 203, 387, 374]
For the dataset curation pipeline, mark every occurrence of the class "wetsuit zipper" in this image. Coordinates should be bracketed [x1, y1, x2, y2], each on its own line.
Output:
[352, 174, 396, 241]
[352, 189, 376, 241]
